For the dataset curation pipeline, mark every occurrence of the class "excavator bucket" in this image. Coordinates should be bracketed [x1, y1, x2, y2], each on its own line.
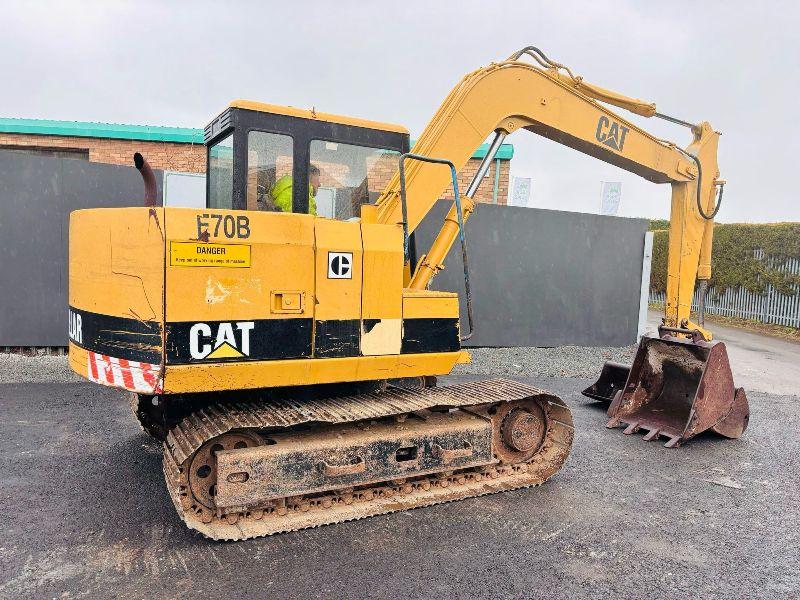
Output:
[581, 361, 630, 403]
[586, 332, 749, 448]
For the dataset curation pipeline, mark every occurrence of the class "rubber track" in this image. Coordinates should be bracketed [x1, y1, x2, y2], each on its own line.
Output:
[163, 378, 574, 541]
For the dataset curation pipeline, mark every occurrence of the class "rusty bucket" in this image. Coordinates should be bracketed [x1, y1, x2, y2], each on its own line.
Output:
[585, 328, 749, 448]
[581, 361, 631, 403]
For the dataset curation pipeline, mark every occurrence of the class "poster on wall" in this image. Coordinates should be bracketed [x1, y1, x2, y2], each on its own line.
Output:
[600, 181, 622, 216]
[509, 176, 532, 207]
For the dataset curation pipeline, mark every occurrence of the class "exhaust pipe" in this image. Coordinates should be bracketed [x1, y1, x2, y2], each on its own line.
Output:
[134, 152, 157, 207]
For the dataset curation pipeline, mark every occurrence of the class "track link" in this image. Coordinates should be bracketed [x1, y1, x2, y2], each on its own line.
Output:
[162, 378, 574, 541]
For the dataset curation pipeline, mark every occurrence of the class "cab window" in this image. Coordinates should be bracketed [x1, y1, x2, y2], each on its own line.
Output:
[309, 140, 399, 220]
[208, 132, 233, 209]
[247, 131, 294, 212]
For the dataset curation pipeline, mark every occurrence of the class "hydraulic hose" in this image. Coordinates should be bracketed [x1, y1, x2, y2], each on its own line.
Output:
[685, 153, 723, 220]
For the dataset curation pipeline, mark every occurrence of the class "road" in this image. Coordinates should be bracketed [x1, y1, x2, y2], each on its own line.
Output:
[1, 376, 797, 599]
[646, 310, 800, 396]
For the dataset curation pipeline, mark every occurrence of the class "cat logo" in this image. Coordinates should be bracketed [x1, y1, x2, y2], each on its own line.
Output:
[189, 321, 254, 360]
[595, 116, 629, 152]
[328, 251, 353, 279]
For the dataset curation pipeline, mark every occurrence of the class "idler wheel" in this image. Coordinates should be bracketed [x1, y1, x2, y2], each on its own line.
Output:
[502, 408, 545, 452]
[493, 400, 548, 463]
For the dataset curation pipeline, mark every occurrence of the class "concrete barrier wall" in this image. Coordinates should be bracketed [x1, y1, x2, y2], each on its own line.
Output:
[0, 151, 646, 348]
[414, 201, 649, 347]
[0, 151, 162, 346]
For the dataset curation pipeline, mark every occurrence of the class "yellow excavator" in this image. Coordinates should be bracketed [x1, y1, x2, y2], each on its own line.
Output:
[68, 46, 747, 540]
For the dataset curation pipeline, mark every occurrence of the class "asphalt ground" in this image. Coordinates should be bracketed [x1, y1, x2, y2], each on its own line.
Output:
[1, 375, 797, 599]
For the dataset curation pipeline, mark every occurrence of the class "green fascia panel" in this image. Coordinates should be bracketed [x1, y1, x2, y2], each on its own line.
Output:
[410, 139, 514, 160]
[472, 142, 514, 160]
[0, 117, 204, 144]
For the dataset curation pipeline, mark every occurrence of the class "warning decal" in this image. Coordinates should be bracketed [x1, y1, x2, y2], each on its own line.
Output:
[87, 351, 163, 394]
[170, 241, 251, 268]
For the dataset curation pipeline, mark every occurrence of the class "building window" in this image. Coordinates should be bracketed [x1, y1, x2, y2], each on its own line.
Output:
[0, 145, 89, 160]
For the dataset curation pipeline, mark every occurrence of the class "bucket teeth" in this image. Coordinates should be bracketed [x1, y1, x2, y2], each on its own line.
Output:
[642, 428, 660, 442]
[622, 422, 640, 435]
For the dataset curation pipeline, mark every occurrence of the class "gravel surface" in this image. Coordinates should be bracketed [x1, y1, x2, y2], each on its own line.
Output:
[0, 353, 80, 384]
[455, 345, 636, 378]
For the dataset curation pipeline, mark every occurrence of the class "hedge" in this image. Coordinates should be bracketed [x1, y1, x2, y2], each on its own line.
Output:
[649, 222, 800, 296]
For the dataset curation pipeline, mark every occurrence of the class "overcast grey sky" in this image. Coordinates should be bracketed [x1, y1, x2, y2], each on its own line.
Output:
[1, 1, 797, 222]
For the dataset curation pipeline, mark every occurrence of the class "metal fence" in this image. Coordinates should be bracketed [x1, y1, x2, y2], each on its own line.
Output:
[649, 255, 800, 328]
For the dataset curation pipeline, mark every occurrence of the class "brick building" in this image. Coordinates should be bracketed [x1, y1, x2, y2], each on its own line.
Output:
[0, 117, 513, 204]
[0, 118, 206, 173]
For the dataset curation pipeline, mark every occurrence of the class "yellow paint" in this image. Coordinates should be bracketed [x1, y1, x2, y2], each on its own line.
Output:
[169, 241, 251, 268]
[70, 49, 726, 397]
[361, 223, 403, 319]
[375, 55, 722, 337]
[69, 207, 164, 322]
[375, 62, 696, 235]
[270, 291, 304, 314]
[230, 100, 409, 134]
[69, 342, 89, 378]
[206, 342, 244, 359]
[163, 351, 461, 393]
[314, 219, 362, 321]
[663, 122, 721, 336]
[205, 276, 262, 305]
[360, 223, 404, 355]
[456, 350, 472, 364]
[166, 208, 315, 323]
[402, 290, 459, 319]
[360, 318, 402, 356]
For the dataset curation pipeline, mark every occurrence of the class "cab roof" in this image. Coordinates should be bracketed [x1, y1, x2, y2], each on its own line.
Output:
[229, 100, 409, 135]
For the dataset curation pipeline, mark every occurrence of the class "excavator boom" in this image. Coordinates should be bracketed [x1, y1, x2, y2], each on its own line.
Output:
[374, 55, 716, 334]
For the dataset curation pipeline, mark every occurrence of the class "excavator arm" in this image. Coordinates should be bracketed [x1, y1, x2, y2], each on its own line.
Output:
[381, 46, 748, 449]
[374, 48, 722, 337]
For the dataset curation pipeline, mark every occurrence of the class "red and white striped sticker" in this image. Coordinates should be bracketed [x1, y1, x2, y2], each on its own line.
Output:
[87, 352, 163, 394]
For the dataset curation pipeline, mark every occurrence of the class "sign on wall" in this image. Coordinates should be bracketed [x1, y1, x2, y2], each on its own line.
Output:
[600, 181, 622, 216]
[510, 176, 532, 207]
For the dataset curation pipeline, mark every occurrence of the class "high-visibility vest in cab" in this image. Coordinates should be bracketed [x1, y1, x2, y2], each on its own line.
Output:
[271, 175, 317, 215]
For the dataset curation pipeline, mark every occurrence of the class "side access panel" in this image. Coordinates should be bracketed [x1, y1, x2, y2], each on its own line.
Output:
[360, 223, 403, 356]
[313, 219, 363, 358]
[402, 289, 460, 354]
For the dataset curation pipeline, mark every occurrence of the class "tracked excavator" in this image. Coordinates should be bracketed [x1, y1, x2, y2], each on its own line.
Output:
[68, 46, 747, 540]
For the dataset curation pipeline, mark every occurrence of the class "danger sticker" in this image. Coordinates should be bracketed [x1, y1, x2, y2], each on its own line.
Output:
[170, 241, 251, 268]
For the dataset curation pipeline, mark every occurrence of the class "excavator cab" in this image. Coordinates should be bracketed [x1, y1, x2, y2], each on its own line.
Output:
[204, 100, 410, 216]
